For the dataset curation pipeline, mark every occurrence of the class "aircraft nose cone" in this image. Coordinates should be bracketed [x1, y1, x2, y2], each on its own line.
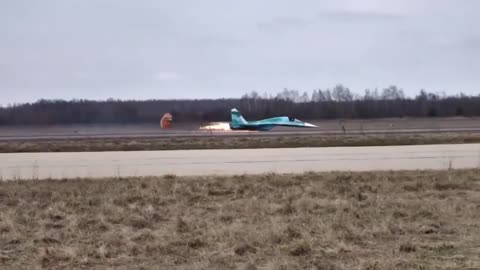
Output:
[304, 122, 317, 128]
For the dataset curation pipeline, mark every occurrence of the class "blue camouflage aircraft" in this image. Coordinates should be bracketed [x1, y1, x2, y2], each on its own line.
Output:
[229, 108, 317, 131]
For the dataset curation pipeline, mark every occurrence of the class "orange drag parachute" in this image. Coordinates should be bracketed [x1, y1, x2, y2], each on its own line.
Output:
[160, 113, 173, 128]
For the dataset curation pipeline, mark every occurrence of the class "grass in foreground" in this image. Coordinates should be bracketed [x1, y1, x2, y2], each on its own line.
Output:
[1, 170, 480, 269]
[2, 132, 480, 153]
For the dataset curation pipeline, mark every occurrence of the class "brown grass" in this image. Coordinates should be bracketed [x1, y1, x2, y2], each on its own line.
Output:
[2, 132, 480, 153]
[1, 170, 480, 269]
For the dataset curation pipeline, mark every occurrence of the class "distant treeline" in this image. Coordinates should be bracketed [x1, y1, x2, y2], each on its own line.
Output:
[1, 85, 479, 125]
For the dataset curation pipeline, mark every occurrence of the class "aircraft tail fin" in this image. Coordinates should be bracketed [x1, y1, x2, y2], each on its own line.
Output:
[231, 108, 248, 125]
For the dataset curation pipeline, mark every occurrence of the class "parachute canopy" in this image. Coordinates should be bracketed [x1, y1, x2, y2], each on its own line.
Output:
[160, 113, 173, 128]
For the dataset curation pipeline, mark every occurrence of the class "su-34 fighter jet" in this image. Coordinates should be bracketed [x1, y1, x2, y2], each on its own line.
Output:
[229, 108, 317, 131]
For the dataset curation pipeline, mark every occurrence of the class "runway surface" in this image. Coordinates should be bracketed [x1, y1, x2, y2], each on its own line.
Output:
[1, 144, 479, 180]
[1, 117, 479, 141]
[2, 128, 480, 141]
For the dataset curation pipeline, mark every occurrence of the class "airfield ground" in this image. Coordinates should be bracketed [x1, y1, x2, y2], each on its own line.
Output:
[1, 117, 480, 139]
[1, 132, 480, 153]
[2, 144, 480, 180]
[1, 117, 479, 153]
[1, 117, 480, 269]
[0, 170, 479, 269]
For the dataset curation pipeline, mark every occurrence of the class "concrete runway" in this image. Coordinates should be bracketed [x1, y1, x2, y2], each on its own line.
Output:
[2, 128, 480, 141]
[1, 144, 479, 180]
[1, 117, 479, 141]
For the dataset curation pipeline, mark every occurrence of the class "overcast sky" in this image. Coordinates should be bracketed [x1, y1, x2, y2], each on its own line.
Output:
[1, 0, 479, 103]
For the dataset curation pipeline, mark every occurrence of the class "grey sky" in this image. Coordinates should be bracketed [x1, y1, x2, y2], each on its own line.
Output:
[1, 0, 479, 103]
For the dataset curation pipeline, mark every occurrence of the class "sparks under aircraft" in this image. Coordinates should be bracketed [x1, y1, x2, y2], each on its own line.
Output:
[229, 108, 317, 131]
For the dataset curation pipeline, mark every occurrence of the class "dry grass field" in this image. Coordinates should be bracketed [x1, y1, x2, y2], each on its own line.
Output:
[2, 133, 480, 153]
[1, 170, 480, 269]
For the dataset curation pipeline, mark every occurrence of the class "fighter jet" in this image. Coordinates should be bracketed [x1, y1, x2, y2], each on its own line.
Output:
[229, 108, 317, 131]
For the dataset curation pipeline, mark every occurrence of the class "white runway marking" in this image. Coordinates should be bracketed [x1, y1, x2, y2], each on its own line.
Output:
[1, 144, 479, 180]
